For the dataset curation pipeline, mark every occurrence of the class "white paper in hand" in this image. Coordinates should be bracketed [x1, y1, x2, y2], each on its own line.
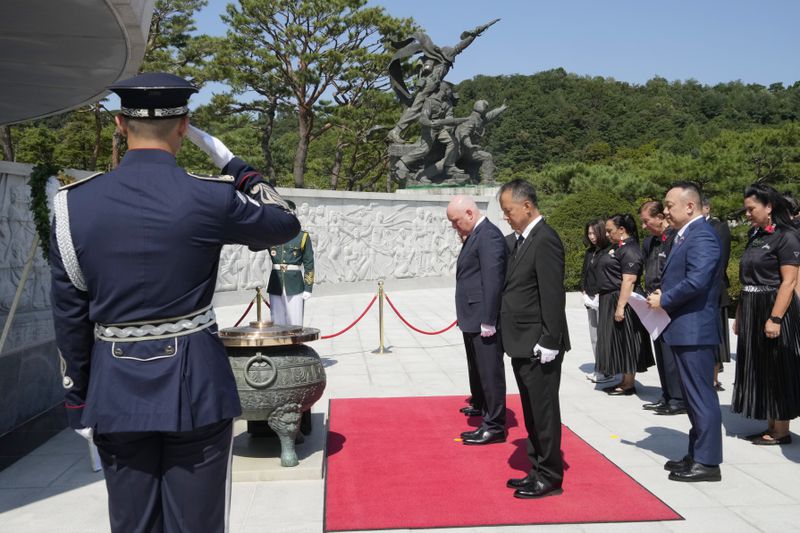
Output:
[627, 292, 671, 340]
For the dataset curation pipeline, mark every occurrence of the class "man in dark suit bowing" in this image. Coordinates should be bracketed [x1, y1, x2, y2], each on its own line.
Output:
[498, 179, 570, 499]
[648, 181, 723, 482]
[447, 195, 508, 444]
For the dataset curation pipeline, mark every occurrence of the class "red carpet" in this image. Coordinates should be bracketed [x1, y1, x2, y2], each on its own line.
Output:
[324, 395, 681, 531]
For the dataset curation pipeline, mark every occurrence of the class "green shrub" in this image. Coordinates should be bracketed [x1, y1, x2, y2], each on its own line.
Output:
[546, 188, 636, 290]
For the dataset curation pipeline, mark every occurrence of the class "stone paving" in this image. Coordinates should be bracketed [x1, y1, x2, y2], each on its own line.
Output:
[1, 286, 799, 532]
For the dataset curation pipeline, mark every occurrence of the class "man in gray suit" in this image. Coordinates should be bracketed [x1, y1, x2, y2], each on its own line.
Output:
[447, 195, 508, 445]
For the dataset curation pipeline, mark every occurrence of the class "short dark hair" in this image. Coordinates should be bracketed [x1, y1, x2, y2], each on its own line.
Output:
[669, 180, 702, 204]
[608, 213, 639, 241]
[744, 183, 794, 230]
[784, 192, 799, 217]
[584, 218, 608, 249]
[123, 116, 183, 138]
[498, 179, 538, 208]
[638, 200, 664, 218]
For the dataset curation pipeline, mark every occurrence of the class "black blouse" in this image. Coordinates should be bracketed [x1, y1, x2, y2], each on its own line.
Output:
[580, 247, 602, 297]
[642, 229, 675, 293]
[595, 238, 644, 293]
[739, 226, 800, 286]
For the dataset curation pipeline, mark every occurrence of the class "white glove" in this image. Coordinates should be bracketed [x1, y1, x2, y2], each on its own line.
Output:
[75, 427, 94, 441]
[186, 124, 235, 169]
[534, 344, 559, 364]
[480, 323, 496, 337]
[582, 293, 594, 308]
[588, 294, 599, 310]
[302, 291, 312, 301]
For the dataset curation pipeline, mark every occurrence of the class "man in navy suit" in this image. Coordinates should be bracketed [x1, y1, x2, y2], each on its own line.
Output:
[447, 195, 508, 444]
[647, 181, 723, 482]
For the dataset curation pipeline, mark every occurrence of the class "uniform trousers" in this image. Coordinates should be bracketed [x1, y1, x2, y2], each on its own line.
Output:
[671, 345, 722, 466]
[94, 419, 234, 533]
[269, 291, 304, 326]
[654, 338, 685, 407]
[511, 354, 564, 486]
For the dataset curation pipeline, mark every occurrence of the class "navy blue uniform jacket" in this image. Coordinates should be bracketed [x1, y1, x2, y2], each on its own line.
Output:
[454, 218, 507, 334]
[659, 218, 722, 346]
[50, 150, 300, 433]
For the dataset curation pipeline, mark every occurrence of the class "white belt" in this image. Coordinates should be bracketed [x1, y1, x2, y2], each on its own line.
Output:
[95, 306, 216, 342]
[742, 285, 777, 293]
[272, 264, 301, 271]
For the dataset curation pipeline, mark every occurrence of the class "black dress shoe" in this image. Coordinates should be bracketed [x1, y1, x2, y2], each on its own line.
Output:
[602, 383, 623, 393]
[713, 382, 725, 392]
[642, 399, 668, 411]
[664, 454, 693, 472]
[653, 404, 687, 416]
[606, 386, 636, 396]
[462, 430, 506, 445]
[460, 428, 483, 439]
[668, 462, 721, 482]
[506, 475, 535, 489]
[513, 478, 563, 499]
[461, 407, 482, 417]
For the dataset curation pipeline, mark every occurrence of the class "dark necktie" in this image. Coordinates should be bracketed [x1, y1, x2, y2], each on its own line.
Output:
[513, 234, 524, 256]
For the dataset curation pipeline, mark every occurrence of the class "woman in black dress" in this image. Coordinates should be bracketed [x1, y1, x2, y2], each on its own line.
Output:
[595, 214, 655, 395]
[732, 184, 800, 445]
[580, 218, 613, 383]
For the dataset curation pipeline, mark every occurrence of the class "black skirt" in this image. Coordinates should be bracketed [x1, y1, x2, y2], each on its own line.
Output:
[732, 290, 800, 420]
[715, 306, 732, 364]
[596, 291, 655, 375]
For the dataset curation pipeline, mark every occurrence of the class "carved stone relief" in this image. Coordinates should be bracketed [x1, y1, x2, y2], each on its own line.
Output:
[214, 196, 475, 292]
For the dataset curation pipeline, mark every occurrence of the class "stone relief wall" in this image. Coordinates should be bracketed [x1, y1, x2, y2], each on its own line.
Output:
[214, 190, 494, 293]
[0, 166, 61, 353]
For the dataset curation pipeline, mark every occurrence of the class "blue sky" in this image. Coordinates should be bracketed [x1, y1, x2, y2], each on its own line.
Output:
[182, 0, 798, 107]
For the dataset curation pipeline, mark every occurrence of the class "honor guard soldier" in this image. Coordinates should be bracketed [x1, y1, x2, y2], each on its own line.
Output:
[267, 205, 314, 326]
[50, 72, 300, 533]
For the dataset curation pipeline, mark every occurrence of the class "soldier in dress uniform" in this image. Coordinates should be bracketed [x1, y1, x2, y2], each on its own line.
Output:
[267, 205, 314, 326]
[50, 72, 300, 533]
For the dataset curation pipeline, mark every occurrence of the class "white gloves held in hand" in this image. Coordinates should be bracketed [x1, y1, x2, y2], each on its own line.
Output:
[583, 293, 599, 310]
[480, 323, 496, 337]
[302, 291, 312, 301]
[186, 125, 235, 170]
[75, 427, 94, 441]
[534, 344, 559, 364]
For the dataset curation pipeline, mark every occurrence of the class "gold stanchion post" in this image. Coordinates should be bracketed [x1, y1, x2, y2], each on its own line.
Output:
[372, 280, 391, 354]
[255, 286, 263, 323]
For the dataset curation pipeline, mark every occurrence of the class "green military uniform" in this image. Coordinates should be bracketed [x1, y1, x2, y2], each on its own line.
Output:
[267, 230, 314, 296]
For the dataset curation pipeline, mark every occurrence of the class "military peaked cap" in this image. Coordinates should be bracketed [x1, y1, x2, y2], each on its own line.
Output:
[108, 72, 198, 119]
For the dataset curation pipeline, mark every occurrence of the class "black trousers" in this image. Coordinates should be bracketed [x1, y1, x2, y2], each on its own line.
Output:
[654, 338, 685, 407]
[462, 332, 506, 432]
[94, 419, 234, 533]
[512, 354, 564, 486]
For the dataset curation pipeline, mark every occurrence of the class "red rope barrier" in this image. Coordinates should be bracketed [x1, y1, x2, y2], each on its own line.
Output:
[320, 296, 378, 340]
[384, 293, 458, 335]
[233, 298, 255, 327]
